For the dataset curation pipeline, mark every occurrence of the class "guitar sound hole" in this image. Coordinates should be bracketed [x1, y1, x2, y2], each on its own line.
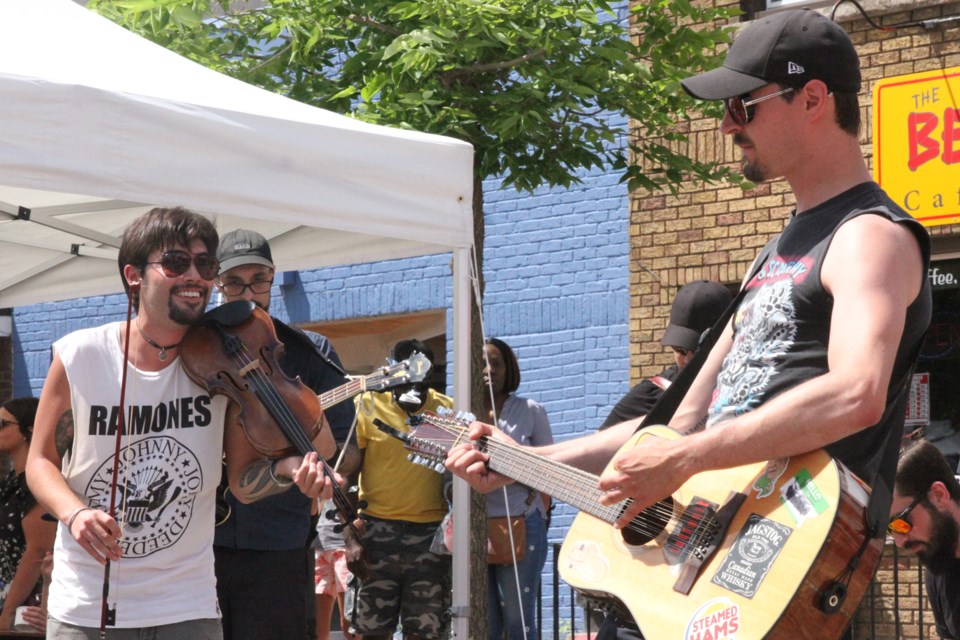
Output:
[619, 497, 674, 547]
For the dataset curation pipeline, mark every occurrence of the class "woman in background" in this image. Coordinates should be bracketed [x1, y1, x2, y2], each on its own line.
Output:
[0, 396, 55, 632]
[483, 338, 553, 640]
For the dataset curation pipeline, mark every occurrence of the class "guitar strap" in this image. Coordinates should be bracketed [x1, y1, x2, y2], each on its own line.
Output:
[636, 255, 766, 430]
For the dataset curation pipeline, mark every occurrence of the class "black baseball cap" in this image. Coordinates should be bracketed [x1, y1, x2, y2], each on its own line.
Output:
[661, 281, 734, 352]
[217, 229, 275, 273]
[681, 9, 861, 101]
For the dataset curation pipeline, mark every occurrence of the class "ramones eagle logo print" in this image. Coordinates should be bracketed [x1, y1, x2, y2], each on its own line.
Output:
[85, 436, 204, 558]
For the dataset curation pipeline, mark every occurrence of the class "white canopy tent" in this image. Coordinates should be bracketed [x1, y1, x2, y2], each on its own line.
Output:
[0, 0, 475, 633]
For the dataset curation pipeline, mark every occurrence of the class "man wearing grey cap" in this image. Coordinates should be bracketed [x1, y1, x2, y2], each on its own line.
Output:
[446, 9, 932, 639]
[212, 229, 359, 640]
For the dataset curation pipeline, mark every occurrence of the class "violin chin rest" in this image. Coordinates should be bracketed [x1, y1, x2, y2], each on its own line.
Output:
[205, 300, 257, 326]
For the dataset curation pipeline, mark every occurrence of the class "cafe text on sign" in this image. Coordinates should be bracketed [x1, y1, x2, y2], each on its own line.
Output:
[873, 67, 960, 227]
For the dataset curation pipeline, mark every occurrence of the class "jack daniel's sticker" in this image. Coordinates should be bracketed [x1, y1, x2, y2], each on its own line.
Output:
[711, 514, 791, 598]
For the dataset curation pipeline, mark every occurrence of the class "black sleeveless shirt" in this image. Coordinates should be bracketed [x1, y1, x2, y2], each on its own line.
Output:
[706, 182, 932, 488]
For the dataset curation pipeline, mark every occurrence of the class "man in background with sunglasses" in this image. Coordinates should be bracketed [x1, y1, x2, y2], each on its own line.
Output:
[890, 440, 960, 639]
[26, 207, 338, 639]
[447, 9, 931, 640]
[599, 280, 732, 429]
[212, 229, 359, 640]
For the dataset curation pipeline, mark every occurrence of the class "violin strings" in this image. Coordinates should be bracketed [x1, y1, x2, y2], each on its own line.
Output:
[224, 338, 358, 524]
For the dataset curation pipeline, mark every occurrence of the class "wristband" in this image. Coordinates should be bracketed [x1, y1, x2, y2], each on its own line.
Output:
[269, 459, 294, 488]
[65, 506, 93, 531]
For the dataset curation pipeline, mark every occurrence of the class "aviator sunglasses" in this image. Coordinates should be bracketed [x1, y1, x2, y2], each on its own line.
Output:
[145, 250, 220, 281]
[887, 496, 924, 535]
[724, 87, 794, 126]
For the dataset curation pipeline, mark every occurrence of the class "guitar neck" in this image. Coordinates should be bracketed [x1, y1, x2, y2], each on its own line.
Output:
[480, 436, 624, 524]
[318, 377, 369, 409]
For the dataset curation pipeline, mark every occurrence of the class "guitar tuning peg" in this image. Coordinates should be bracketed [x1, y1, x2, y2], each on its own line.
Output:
[433, 462, 445, 473]
[437, 407, 451, 416]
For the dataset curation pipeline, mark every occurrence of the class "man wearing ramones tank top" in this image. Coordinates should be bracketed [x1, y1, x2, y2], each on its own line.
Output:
[25, 207, 339, 638]
[445, 10, 932, 640]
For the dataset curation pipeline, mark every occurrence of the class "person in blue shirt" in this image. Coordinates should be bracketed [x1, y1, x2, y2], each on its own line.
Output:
[213, 229, 359, 640]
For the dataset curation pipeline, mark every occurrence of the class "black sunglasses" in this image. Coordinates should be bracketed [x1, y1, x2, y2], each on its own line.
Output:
[145, 250, 220, 281]
[724, 87, 794, 126]
[218, 279, 274, 296]
[887, 496, 924, 535]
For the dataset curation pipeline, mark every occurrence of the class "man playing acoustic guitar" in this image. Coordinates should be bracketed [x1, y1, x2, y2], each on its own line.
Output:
[447, 9, 931, 640]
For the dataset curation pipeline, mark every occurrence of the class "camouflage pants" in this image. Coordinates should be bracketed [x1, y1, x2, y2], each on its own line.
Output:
[347, 516, 451, 639]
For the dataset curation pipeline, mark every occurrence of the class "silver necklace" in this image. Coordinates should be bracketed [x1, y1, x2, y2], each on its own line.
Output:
[137, 318, 181, 361]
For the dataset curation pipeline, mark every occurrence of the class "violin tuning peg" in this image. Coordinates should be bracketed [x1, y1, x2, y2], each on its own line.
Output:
[333, 524, 344, 534]
[325, 509, 338, 520]
[356, 500, 368, 510]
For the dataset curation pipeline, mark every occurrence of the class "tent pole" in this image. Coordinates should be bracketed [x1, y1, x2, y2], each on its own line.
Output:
[451, 246, 472, 638]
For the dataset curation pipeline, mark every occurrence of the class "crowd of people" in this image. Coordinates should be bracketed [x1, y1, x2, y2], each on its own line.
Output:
[2, 7, 958, 640]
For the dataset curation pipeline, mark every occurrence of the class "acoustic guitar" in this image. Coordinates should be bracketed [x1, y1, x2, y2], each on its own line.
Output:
[385, 409, 883, 640]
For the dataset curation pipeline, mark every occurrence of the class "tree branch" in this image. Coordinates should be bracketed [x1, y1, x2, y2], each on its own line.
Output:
[441, 48, 546, 87]
[348, 13, 403, 36]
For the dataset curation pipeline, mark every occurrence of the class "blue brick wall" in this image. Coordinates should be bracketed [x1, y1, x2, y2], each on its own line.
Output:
[10, 107, 630, 640]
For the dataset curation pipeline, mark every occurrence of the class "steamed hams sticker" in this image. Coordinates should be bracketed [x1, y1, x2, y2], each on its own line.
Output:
[685, 598, 740, 640]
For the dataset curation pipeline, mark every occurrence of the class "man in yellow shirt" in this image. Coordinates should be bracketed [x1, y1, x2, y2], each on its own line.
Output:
[350, 339, 453, 640]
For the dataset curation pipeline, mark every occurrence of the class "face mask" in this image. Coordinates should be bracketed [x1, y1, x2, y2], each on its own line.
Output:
[393, 384, 426, 413]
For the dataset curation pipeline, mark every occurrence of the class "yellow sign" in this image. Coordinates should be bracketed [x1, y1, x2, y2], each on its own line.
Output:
[873, 67, 960, 227]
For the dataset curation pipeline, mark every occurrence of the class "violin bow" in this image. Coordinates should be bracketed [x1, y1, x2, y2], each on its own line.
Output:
[99, 283, 139, 636]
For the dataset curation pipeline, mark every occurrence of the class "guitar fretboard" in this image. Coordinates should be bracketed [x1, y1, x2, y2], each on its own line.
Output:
[319, 377, 370, 408]
[417, 415, 628, 524]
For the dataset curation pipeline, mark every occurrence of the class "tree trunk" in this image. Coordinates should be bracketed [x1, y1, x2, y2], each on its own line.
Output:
[468, 172, 488, 640]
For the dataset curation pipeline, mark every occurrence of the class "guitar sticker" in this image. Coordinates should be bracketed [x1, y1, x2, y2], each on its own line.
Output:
[563, 539, 610, 583]
[780, 468, 829, 525]
[711, 514, 791, 598]
[752, 458, 788, 499]
[685, 598, 740, 640]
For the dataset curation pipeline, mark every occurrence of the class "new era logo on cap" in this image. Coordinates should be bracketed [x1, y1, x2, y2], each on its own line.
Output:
[787, 61, 805, 75]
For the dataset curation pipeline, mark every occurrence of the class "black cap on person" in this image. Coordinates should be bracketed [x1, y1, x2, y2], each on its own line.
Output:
[681, 9, 861, 101]
[660, 281, 734, 352]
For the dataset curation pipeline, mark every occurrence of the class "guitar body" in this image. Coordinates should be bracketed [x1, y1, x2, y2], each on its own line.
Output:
[558, 426, 882, 640]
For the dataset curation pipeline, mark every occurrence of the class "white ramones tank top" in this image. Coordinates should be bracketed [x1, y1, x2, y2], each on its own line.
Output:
[49, 322, 228, 628]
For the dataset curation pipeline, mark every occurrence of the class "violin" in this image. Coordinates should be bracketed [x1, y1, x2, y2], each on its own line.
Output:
[179, 300, 361, 536]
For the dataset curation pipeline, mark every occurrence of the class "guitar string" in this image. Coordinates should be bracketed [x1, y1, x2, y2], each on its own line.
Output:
[478, 435, 680, 539]
[422, 415, 691, 540]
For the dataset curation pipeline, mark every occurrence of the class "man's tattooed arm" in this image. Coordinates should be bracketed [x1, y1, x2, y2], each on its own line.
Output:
[680, 414, 709, 435]
[55, 409, 74, 460]
[237, 459, 293, 502]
